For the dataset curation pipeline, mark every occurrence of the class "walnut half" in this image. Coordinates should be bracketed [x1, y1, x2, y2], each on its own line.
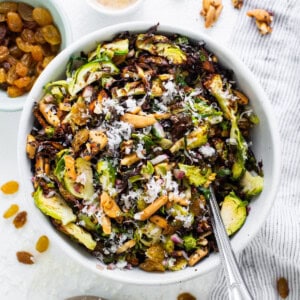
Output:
[247, 9, 273, 35]
[200, 0, 223, 28]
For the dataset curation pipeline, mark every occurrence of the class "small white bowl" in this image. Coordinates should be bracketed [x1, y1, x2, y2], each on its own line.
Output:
[0, 0, 73, 112]
[86, 0, 144, 16]
[18, 22, 281, 285]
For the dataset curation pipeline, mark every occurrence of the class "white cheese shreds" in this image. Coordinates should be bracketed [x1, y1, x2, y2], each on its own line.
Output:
[75, 172, 87, 185]
[145, 177, 162, 203]
[175, 213, 194, 229]
[93, 102, 102, 114]
[116, 260, 128, 269]
[102, 98, 125, 115]
[121, 189, 143, 210]
[199, 145, 216, 157]
[136, 143, 145, 159]
[164, 171, 179, 194]
[162, 80, 177, 104]
[154, 99, 168, 112]
[103, 121, 132, 151]
[226, 138, 238, 145]
[133, 212, 143, 220]
[125, 98, 137, 112]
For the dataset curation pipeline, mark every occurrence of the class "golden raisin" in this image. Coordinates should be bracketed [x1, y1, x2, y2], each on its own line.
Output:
[20, 53, 33, 67]
[21, 28, 35, 43]
[0, 2, 18, 14]
[7, 12, 23, 32]
[0, 68, 7, 83]
[3, 204, 19, 218]
[34, 27, 46, 44]
[13, 211, 27, 228]
[6, 65, 18, 84]
[42, 55, 54, 68]
[6, 54, 17, 66]
[0, 13, 6, 22]
[35, 235, 49, 253]
[1, 180, 19, 194]
[277, 277, 289, 299]
[14, 76, 31, 88]
[31, 45, 43, 61]
[24, 76, 35, 91]
[16, 62, 28, 77]
[16, 36, 33, 53]
[16, 251, 35, 265]
[18, 2, 34, 22]
[9, 45, 23, 59]
[32, 7, 53, 26]
[41, 25, 61, 45]
[7, 85, 25, 97]
[0, 45, 9, 62]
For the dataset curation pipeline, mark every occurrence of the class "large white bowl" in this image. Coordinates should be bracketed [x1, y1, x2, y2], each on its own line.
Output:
[0, 0, 73, 112]
[18, 22, 281, 285]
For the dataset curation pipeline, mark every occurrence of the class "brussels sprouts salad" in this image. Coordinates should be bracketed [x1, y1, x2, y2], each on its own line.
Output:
[26, 25, 263, 272]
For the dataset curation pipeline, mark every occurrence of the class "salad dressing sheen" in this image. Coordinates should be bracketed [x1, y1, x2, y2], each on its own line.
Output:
[97, 0, 137, 10]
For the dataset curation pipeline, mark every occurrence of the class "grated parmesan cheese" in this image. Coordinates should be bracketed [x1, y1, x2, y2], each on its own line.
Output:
[75, 172, 87, 185]
[199, 145, 216, 157]
[103, 121, 132, 151]
[162, 80, 177, 104]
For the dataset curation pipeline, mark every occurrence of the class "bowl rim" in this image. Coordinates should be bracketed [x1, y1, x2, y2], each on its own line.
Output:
[0, 0, 73, 113]
[17, 21, 281, 285]
[85, 0, 144, 16]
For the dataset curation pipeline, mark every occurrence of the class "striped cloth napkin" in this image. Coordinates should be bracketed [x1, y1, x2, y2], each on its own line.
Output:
[210, 0, 300, 299]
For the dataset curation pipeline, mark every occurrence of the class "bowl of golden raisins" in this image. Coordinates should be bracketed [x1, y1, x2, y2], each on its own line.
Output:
[0, 0, 72, 111]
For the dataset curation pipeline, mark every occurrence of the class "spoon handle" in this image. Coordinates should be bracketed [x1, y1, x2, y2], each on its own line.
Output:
[208, 186, 253, 300]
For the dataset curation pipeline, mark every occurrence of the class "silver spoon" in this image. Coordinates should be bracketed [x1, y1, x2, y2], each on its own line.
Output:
[208, 185, 253, 300]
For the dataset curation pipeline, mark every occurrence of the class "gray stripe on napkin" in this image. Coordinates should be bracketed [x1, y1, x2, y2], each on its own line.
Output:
[209, 0, 300, 299]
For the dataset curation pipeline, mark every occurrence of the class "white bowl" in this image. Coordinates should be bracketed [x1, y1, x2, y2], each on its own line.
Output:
[18, 22, 281, 285]
[0, 0, 73, 112]
[86, 0, 144, 16]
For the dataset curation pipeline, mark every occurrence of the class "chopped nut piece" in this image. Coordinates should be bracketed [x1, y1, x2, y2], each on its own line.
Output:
[247, 9, 273, 35]
[116, 239, 136, 254]
[188, 247, 208, 266]
[232, 0, 243, 9]
[201, 0, 223, 28]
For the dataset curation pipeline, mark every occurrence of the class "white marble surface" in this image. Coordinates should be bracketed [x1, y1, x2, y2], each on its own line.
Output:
[0, 0, 241, 299]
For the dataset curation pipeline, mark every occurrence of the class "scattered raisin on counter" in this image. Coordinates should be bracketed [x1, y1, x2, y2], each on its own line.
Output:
[1, 180, 19, 194]
[3, 204, 19, 218]
[13, 210, 27, 228]
[35, 235, 49, 253]
[277, 277, 289, 299]
[16, 251, 35, 265]
[177, 292, 197, 300]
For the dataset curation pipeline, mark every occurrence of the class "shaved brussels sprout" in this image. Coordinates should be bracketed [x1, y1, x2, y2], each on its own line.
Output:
[240, 170, 264, 197]
[220, 191, 248, 236]
[33, 187, 76, 225]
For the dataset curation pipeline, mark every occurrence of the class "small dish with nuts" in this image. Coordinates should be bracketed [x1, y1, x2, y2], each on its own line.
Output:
[0, 0, 72, 112]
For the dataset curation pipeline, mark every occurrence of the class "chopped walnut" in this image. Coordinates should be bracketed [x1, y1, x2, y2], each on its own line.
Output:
[247, 9, 273, 35]
[200, 0, 223, 28]
[232, 0, 243, 9]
